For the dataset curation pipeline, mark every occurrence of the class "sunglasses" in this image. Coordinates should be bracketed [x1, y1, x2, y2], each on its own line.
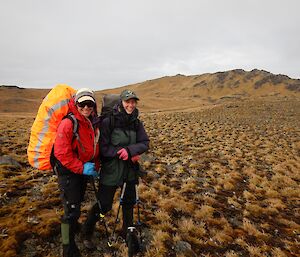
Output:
[77, 101, 95, 108]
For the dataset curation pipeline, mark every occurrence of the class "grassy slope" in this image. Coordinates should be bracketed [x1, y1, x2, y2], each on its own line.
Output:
[1, 69, 299, 114]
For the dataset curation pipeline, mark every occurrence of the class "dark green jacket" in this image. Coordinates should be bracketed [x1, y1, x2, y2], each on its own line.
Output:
[99, 104, 149, 186]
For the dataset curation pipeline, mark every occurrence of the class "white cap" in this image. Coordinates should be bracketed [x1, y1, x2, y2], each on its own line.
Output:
[75, 88, 95, 103]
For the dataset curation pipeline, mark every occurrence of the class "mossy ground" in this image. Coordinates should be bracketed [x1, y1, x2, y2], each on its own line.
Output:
[0, 98, 299, 257]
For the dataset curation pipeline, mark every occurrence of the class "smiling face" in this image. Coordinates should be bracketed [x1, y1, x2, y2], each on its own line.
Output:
[122, 98, 137, 114]
[76, 100, 94, 117]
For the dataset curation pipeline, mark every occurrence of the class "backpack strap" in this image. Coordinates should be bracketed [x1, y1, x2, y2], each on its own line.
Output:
[66, 113, 79, 140]
[66, 113, 85, 153]
[109, 114, 115, 132]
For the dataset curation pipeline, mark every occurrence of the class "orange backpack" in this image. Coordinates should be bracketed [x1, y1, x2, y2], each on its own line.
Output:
[27, 84, 76, 170]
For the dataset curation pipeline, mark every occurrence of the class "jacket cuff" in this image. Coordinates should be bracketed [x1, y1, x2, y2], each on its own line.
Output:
[125, 147, 132, 158]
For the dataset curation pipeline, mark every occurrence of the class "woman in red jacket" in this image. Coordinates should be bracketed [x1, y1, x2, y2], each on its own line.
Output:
[52, 88, 99, 257]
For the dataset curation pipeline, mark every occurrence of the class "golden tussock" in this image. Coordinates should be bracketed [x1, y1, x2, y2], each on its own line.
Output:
[194, 205, 214, 220]
[206, 217, 230, 230]
[144, 230, 170, 257]
[271, 248, 288, 257]
[247, 245, 263, 257]
[154, 210, 171, 223]
[153, 220, 176, 234]
[242, 218, 270, 241]
[178, 218, 206, 237]
[279, 218, 300, 229]
[264, 188, 280, 198]
[280, 187, 300, 198]
[223, 180, 235, 191]
[180, 178, 198, 194]
[151, 181, 170, 194]
[139, 187, 159, 204]
[40, 182, 59, 197]
[234, 237, 247, 247]
[18, 196, 29, 205]
[154, 163, 166, 174]
[281, 239, 299, 254]
[202, 195, 217, 205]
[142, 160, 152, 169]
[244, 203, 268, 218]
[178, 218, 196, 233]
[213, 184, 222, 193]
[227, 196, 242, 209]
[157, 196, 195, 215]
[213, 230, 234, 245]
[224, 251, 239, 257]
[271, 173, 297, 188]
[264, 198, 286, 210]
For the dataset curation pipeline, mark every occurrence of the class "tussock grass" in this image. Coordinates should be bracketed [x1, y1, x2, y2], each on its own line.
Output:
[1, 98, 299, 256]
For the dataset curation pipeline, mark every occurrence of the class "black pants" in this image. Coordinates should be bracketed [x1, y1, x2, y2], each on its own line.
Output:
[58, 173, 88, 231]
[83, 181, 137, 237]
[54, 157, 88, 256]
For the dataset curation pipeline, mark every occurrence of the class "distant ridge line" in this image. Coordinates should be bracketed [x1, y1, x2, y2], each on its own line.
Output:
[0, 85, 24, 89]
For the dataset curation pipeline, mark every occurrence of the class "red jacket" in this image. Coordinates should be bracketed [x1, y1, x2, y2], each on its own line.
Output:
[54, 98, 100, 174]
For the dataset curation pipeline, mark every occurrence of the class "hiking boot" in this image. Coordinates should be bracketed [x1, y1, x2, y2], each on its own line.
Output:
[61, 222, 82, 257]
[81, 206, 100, 250]
[63, 243, 82, 257]
[81, 223, 97, 250]
[126, 227, 141, 256]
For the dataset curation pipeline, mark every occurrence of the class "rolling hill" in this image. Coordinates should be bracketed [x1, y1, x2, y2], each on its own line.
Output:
[0, 70, 299, 256]
[1, 69, 299, 114]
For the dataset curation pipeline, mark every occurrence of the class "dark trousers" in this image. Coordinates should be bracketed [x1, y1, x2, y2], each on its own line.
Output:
[58, 173, 88, 225]
[83, 181, 137, 237]
[58, 172, 88, 256]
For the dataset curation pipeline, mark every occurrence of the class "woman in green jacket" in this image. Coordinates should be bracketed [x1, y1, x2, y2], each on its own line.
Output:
[82, 89, 149, 250]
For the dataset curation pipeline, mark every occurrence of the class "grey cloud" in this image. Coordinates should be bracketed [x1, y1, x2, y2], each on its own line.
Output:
[1, 0, 300, 89]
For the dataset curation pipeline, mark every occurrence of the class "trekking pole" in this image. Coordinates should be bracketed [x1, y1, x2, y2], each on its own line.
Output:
[132, 162, 146, 229]
[90, 177, 113, 247]
[134, 178, 145, 253]
[111, 181, 127, 241]
[135, 183, 142, 227]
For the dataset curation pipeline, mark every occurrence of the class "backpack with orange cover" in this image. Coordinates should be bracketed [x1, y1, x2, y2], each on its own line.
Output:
[27, 84, 77, 171]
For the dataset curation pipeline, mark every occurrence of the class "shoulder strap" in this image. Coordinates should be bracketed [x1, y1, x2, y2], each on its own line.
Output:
[65, 112, 85, 152]
[66, 113, 79, 139]
[109, 114, 115, 132]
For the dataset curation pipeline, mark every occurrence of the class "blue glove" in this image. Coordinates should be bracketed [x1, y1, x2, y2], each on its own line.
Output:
[83, 162, 98, 177]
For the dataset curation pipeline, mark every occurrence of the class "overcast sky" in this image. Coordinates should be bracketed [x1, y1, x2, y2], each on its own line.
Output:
[0, 0, 299, 90]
